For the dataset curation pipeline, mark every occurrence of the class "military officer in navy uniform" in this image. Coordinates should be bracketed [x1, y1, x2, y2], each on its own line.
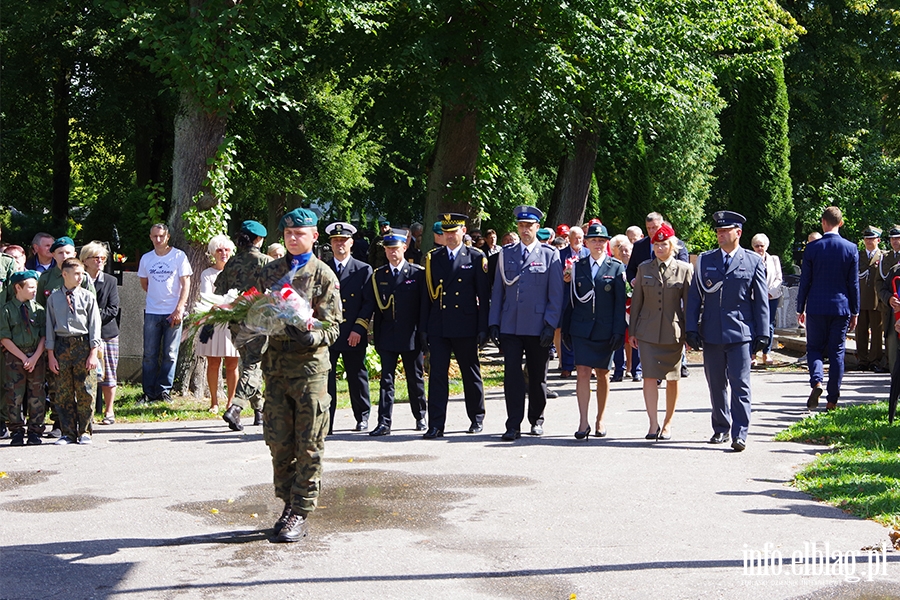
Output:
[420, 212, 490, 438]
[369, 230, 427, 436]
[686, 211, 768, 452]
[489, 206, 564, 440]
[325, 221, 375, 433]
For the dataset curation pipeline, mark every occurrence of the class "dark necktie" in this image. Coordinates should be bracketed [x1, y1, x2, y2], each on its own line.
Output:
[392, 268, 399, 278]
[336, 262, 343, 276]
[523, 247, 528, 261]
[66, 290, 75, 314]
[20, 303, 31, 332]
[723, 254, 731, 272]
[659, 262, 667, 277]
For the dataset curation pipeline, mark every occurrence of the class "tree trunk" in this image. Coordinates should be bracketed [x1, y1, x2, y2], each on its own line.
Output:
[546, 129, 600, 228]
[51, 61, 71, 232]
[422, 102, 479, 252]
[168, 92, 228, 397]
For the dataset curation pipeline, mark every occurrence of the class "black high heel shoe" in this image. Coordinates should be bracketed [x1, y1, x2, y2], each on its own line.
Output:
[645, 427, 661, 440]
[574, 425, 591, 440]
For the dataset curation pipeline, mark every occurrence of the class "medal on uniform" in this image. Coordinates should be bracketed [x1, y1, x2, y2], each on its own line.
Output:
[706, 279, 712, 287]
[604, 284, 611, 292]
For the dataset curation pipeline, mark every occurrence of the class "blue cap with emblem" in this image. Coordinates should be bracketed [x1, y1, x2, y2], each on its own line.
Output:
[241, 220, 267, 238]
[439, 213, 467, 232]
[279, 208, 318, 231]
[325, 221, 357, 238]
[9, 270, 39, 285]
[383, 229, 407, 247]
[584, 223, 610, 239]
[513, 205, 544, 223]
[712, 210, 746, 229]
[50, 236, 75, 252]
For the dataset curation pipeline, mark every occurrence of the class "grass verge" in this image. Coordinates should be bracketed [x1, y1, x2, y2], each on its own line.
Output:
[774, 402, 900, 529]
[106, 358, 505, 422]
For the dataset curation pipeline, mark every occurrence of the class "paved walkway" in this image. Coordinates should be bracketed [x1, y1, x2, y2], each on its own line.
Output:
[2, 357, 899, 599]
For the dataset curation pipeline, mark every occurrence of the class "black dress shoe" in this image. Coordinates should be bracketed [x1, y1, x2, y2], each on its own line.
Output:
[253, 410, 263, 426]
[423, 427, 443, 439]
[806, 386, 823, 410]
[274, 511, 309, 543]
[355, 420, 368, 432]
[369, 424, 391, 437]
[731, 438, 746, 452]
[501, 429, 521, 441]
[530, 424, 543, 436]
[610, 373, 624, 382]
[645, 427, 660, 440]
[546, 389, 559, 399]
[681, 365, 689, 378]
[415, 419, 428, 431]
[709, 432, 729, 444]
[467, 422, 483, 434]
[223, 405, 243, 431]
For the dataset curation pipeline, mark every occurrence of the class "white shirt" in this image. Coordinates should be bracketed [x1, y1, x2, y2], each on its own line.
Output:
[138, 247, 193, 314]
[522, 240, 539, 258]
[447, 245, 461, 262]
[389, 259, 407, 277]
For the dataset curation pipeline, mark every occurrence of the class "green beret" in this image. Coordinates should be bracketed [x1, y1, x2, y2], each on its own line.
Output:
[279, 208, 318, 231]
[536, 227, 553, 242]
[9, 270, 39, 285]
[50, 236, 75, 252]
[241, 220, 267, 238]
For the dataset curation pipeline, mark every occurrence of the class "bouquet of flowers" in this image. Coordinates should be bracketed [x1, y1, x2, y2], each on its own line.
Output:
[187, 284, 331, 342]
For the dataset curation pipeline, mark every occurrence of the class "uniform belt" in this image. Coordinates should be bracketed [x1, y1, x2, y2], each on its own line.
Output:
[58, 335, 87, 342]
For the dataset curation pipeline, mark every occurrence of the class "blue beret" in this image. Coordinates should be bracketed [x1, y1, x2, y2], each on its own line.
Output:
[50, 236, 75, 252]
[279, 208, 318, 231]
[9, 270, 39, 285]
[241, 220, 267, 238]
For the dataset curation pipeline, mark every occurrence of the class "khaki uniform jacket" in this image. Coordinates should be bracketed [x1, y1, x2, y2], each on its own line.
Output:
[630, 258, 693, 346]
[858, 248, 882, 311]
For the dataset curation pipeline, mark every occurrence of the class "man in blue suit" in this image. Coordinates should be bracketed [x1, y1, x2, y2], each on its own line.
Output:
[489, 206, 565, 440]
[686, 211, 768, 452]
[796, 206, 860, 411]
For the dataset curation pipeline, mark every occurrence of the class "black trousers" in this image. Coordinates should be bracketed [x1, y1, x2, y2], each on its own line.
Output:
[426, 335, 485, 430]
[377, 349, 427, 427]
[500, 334, 549, 431]
[328, 345, 371, 429]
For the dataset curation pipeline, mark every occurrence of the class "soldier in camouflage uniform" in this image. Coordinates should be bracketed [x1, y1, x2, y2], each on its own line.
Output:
[257, 208, 342, 543]
[0, 226, 20, 438]
[215, 220, 272, 431]
[0, 271, 47, 445]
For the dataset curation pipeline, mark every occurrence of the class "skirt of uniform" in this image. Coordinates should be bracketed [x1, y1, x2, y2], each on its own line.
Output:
[195, 324, 239, 358]
[572, 336, 614, 370]
[635, 340, 683, 381]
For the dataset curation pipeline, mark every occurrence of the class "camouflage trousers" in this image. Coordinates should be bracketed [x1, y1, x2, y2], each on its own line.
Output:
[230, 332, 265, 412]
[52, 337, 96, 439]
[262, 371, 330, 515]
[4, 350, 47, 434]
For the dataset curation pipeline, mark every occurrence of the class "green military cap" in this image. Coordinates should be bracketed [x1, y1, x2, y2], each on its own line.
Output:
[279, 208, 318, 231]
[241, 220, 267, 238]
[432, 221, 443, 235]
[536, 227, 553, 242]
[861, 226, 882, 238]
[50, 236, 75, 252]
[9, 270, 39, 285]
[889, 226, 900, 238]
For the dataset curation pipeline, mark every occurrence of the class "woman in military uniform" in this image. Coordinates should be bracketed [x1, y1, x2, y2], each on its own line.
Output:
[561, 223, 627, 439]
[629, 223, 693, 441]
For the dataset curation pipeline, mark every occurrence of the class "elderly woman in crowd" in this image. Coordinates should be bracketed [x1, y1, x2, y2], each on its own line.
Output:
[267, 243, 286, 260]
[196, 234, 239, 413]
[80, 242, 120, 425]
[561, 223, 627, 439]
[629, 224, 692, 440]
[751, 233, 783, 366]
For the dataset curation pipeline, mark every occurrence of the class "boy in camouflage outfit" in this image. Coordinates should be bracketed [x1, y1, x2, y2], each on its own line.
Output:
[0, 271, 47, 446]
[45, 258, 101, 445]
[257, 208, 341, 543]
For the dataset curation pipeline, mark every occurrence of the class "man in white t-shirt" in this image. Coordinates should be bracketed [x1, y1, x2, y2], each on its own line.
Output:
[137, 224, 193, 403]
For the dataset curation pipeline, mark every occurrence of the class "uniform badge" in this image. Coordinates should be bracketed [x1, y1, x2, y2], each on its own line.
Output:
[706, 279, 712, 288]
[604, 284, 611, 292]
[482, 257, 488, 273]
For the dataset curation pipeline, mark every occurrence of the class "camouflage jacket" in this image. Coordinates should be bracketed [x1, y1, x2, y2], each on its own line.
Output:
[214, 246, 271, 295]
[257, 255, 342, 377]
[0, 255, 17, 305]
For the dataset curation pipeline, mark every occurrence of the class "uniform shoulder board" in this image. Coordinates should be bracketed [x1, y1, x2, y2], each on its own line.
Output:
[502, 242, 517, 249]
[469, 246, 486, 258]
[408, 263, 424, 272]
